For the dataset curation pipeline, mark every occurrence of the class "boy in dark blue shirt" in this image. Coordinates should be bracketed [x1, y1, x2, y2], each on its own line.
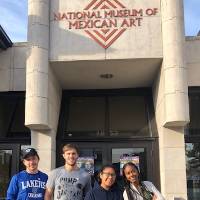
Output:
[7, 148, 48, 200]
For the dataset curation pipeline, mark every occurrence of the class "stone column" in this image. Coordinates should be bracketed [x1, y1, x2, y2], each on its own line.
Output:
[161, 0, 189, 127]
[25, 0, 62, 172]
[152, 1, 189, 199]
[25, 0, 50, 130]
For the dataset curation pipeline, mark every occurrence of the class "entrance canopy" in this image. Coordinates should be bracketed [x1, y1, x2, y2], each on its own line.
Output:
[50, 58, 162, 89]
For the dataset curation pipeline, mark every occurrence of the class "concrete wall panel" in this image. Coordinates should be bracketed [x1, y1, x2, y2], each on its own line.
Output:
[50, 0, 162, 61]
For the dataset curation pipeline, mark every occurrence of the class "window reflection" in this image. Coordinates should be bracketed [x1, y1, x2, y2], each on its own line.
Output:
[185, 143, 200, 200]
[0, 150, 12, 199]
[186, 94, 200, 135]
[64, 95, 153, 138]
[0, 93, 30, 139]
[109, 96, 149, 136]
[112, 148, 147, 184]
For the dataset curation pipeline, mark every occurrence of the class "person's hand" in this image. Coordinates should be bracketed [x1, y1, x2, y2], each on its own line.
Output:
[152, 194, 157, 200]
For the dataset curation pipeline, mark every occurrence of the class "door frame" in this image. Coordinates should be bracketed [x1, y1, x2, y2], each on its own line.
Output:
[106, 141, 154, 182]
[0, 143, 20, 198]
[0, 143, 20, 176]
[56, 138, 160, 188]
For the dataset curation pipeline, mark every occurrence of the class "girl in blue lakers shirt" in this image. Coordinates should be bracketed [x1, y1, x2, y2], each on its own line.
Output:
[7, 148, 48, 200]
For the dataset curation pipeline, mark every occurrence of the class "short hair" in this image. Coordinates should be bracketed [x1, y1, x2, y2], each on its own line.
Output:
[62, 144, 79, 155]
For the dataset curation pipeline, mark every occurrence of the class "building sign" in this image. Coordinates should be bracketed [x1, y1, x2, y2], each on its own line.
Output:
[53, 0, 159, 49]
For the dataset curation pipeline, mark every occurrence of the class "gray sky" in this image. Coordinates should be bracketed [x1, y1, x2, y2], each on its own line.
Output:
[0, 0, 199, 42]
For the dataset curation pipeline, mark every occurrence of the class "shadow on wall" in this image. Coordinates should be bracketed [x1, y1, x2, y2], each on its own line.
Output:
[48, 0, 116, 57]
[50, 25, 113, 56]
[28, 14, 117, 58]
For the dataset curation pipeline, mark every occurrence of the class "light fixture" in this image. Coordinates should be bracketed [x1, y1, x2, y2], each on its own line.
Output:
[99, 74, 113, 79]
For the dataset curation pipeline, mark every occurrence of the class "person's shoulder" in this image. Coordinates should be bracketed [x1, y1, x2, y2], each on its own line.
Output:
[10, 172, 19, 180]
[50, 166, 64, 173]
[80, 168, 91, 182]
[79, 168, 90, 176]
[111, 185, 123, 193]
[10, 170, 27, 181]
[48, 166, 65, 178]
[85, 185, 100, 197]
[84, 187, 96, 200]
[142, 181, 153, 185]
[16, 170, 27, 177]
[142, 181, 156, 190]
[92, 183, 101, 191]
[38, 171, 48, 178]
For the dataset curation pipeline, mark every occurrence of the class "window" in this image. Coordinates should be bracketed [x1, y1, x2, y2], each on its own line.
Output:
[109, 96, 149, 136]
[185, 143, 200, 200]
[0, 92, 30, 139]
[58, 89, 156, 139]
[185, 87, 200, 200]
[0, 149, 12, 198]
[185, 93, 200, 135]
[67, 97, 105, 134]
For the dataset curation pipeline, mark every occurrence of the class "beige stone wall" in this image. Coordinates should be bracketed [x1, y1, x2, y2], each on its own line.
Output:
[186, 36, 200, 86]
[31, 67, 62, 173]
[25, 0, 50, 130]
[1, 0, 199, 195]
[161, 0, 189, 127]
[153, 64, 187, 200]
[0, 43, 27, 91]
[26, 0, 62, 173]
[152, 1, 189, 199]
[50, 0, 162, 61]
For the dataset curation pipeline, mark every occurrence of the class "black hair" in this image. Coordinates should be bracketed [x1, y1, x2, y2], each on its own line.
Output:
[122, 163, 155, 200]
[122, 162, 142, 200]
[97, 164, 117, 185]
[122, 162, 142, 186]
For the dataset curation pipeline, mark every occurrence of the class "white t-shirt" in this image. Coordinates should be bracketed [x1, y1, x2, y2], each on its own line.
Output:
[123, 181, 165, 200]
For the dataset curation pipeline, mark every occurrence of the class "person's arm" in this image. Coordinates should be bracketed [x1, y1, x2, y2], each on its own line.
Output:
[44, 169, 56, 200]
[143, 181, 165, 200]
[84, 175, 92, 196]
[44, 187, 54, 200]
[6, 175, 18, 200]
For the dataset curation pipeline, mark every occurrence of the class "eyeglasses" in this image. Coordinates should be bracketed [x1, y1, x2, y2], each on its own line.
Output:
[102, 172, 116, 177]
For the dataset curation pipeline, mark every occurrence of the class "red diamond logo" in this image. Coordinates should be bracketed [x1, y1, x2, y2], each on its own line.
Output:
[84, 0, 127, 49]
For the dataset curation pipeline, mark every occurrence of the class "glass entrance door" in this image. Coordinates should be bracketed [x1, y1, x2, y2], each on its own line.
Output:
[0, 144, 20, 199]
[186, 143, 200, 200]
[57, 140, 158, 188]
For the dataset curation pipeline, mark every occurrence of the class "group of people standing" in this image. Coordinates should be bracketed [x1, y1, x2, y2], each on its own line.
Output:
[6, 144, 165, 200]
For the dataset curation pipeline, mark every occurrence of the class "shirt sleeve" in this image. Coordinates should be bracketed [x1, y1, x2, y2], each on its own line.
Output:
[84, 175, 92, 196]
[123, 190, 129, 200]
[46, 170, 57, 190]
[143, 181, 165, 200]
[6, 175, 19, 200]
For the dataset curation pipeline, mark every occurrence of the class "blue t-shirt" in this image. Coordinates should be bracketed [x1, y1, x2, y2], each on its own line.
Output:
[7, 170, 48, 200]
